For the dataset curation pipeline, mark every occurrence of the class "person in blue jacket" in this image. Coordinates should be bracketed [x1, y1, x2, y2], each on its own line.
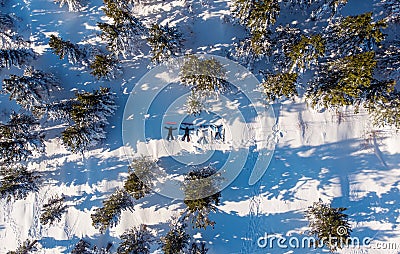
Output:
[214, 124, 224, 141]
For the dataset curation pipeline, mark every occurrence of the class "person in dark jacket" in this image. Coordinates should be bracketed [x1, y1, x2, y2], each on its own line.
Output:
[165, 126, 177, 141]
[180, 126, 194, 142]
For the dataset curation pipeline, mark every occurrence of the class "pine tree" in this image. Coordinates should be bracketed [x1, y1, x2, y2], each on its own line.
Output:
[0, 14, 29, 49]
[91, 189, 134, 233]
[61, 87, 116, 153]
[287, 34, 325, 72]
[304, 0, 348, 20]
[124, 156, 158, 199]
[0, 165, 41, 202]
[160, 220, 190, 254]
[232, 0, 280, 32]
[232, 35, 265, 67]
[0, 48, 35, 69]
[49, 35, 87, 65]
[103, 0, 136, 10]
[328, 12, 386, 56]
[33, 99, 76, 122]
[247, 0, 280, 33]
[184, 92, 205, 116]
[262, 72, 298, 101]
[71, 239, 92, 254]
[147, 23, 184, 64]
[180, 55, 229, 96]
[2, 67, 60, 111]
[117, 225, 153, 254]
[7, 239, 39, 254]
[70, 87, 117, 124]
[72, 239, 112, 254]
[0, 113, 44, 164]
[231, 0, 256, 27]
[364, 79, 400, 129]
[305, 199, 352, 252]
[269, 25, 301, 71]
[62, 125, 94, 154]
[40, 195, 68, 226]
[89, 54, 121, 79]
[232, 0, 279, 58]
[376, 43, 400, 81]
[54, 0, 85, 12]
[98, 0, 146, 58]
[182, 166, 221, 229]
[307, 51, 377, 110]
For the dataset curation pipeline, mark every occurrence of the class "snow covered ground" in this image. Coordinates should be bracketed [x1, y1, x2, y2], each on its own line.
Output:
[0, 0, 399, 253]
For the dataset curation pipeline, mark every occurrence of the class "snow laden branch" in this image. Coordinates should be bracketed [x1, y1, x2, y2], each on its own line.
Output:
[98, 0, 146, 59]
[2, 67, 60, 111]
[0, 113, 44, 165]
[124, 156, 159, 200]
[117, 225, 154, 254]
[147, 23, 184, 64]
[182, 166, 221, 229]
[61, 87, 117, 153]
[0, 165, 41, 202]
[40, 195, 68, 226]
[49, 35, 89, 65]
[91, 189, 134, 233]
[54, 0, 86, 12]
[161, 219, 190, 254]
[305, 199, 352, 252]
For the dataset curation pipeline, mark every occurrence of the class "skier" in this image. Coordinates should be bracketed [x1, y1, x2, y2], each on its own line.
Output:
[180, 126, 194, 142]
[197, 125, 209, 144]
[164, 126, 177, 141]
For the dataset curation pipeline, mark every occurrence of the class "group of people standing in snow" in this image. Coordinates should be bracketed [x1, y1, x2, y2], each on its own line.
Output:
[164, 123, 225, 143]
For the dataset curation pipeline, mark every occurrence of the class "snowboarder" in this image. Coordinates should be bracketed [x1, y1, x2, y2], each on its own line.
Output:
[180, 126, 194, 142]
[197, 125, 209, 144]
[164, 126, 177, 141]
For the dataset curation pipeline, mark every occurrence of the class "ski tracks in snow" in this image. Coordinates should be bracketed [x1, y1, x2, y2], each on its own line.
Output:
[240, 181, 263, 254]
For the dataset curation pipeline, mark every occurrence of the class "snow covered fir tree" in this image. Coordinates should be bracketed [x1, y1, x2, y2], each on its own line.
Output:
[182, 166, 221, 229]
[116, 225, 154, 254]
[2, 67, 60, 111]
[54, 0, 86, 12]
[40, 195, 68, 226]
[91, 189, 134, 233]
[61, 87, 117, 153]
[0, 164, 41, 202]
[123, 156, 159, 200]
[97, 0, 146, 59]
[89, 54, 121, 79]
[160, 220, 190, 254]
[0, 113, 44, 164]
[305, 199, 352, 252]
[147, 23, 184, 64]
[0, 0, 399, 252]
[48, 35, 88, 65]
